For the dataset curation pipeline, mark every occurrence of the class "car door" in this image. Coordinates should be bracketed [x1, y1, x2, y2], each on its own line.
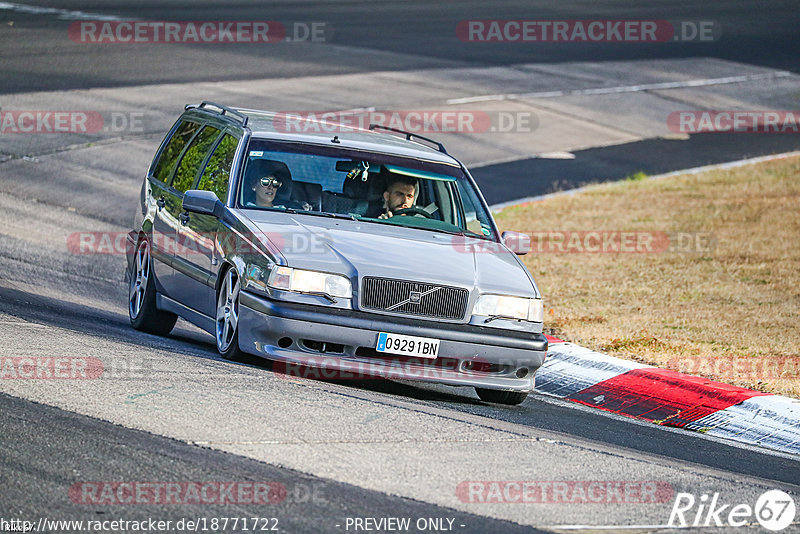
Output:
[174, 131, 240, 316]
[147, 119, 202, 297]
[160, 124, 223, 310]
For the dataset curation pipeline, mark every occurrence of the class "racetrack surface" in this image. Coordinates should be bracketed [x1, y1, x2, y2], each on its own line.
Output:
[1, 0, 799, 94]
[1, 1, 799, 532]
[0, 392, 545, 534]
[474, 133, 800, 205]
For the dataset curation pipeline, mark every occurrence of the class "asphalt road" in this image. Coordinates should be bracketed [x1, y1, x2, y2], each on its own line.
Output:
[1, 0, 799, 94]
[1, 392, 544, 534]
[1, 280, 798, 530]
[475, 132, 800, 205]
[1, 1, 799, 532]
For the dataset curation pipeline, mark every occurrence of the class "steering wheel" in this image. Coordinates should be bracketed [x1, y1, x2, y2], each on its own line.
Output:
[392, 207, 433, 218]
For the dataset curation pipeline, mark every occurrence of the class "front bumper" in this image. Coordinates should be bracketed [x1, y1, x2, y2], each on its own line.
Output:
[238, 291, 548, 392]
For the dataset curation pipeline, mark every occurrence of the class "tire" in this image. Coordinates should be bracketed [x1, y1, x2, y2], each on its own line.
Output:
[128, 238, 178, 335]
[475, 388, 529, 406]
[216, 267, 246, 362]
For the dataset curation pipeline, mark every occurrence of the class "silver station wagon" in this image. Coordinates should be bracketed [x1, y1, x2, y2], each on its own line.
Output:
[126, 102, 547, 405]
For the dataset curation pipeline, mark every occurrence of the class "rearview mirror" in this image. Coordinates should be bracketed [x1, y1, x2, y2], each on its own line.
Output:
[336, 160, 361, 172]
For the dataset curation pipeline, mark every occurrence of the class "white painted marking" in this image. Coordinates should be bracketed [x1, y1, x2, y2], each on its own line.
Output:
[0, 321, 47, 328]
[447, 71, 794, 104]
[536, 343, 650, 397]
[537, 151, 575, 159]
[697, 395, 800, 454]
[0, 2, 124, 21]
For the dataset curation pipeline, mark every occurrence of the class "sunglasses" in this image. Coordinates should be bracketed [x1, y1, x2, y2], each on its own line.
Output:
[259, 176, 282, 188]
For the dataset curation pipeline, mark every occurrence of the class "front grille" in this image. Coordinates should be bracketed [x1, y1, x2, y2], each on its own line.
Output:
[360, 277, 468, 320]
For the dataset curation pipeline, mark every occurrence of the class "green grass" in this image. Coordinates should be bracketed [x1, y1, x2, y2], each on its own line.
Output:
[496, 155, 800, 397]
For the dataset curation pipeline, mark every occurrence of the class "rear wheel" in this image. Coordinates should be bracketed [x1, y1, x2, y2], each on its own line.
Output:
[216, 267, 246, 361]
[475, 388, 529, 406]
[128, 238, 177, 335]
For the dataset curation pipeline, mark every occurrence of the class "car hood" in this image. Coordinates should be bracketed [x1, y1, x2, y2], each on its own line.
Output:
[241, 211, 539, 298]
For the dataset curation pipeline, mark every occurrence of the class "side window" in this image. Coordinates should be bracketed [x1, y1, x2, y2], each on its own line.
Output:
[151, 120, 201, 183]
[197, 133, 239, 201]
[454, 180, 495, 238]
[171, 125, 222, 193]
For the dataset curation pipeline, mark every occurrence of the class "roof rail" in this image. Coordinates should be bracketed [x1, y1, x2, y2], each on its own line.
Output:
[368, 124, 447, 154]
[185, 101, 248, 127]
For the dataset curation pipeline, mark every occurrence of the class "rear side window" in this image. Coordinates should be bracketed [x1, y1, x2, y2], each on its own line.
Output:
[171, 125, 222, 193]
[151, 120, 201, 183]
[197, 133, 239, 201]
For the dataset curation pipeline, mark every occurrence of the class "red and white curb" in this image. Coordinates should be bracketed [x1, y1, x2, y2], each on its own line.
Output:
[539, 336, 800, 455]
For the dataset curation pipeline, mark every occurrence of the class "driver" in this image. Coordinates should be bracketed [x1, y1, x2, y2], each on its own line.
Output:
[370, 177, 417, 219]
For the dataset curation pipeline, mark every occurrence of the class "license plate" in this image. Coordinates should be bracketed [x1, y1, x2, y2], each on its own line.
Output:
[376, 332, 440, 359]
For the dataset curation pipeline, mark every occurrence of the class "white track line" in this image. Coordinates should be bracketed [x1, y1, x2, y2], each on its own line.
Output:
[0, 2, 124, 21]
[448, 71, 794, 104]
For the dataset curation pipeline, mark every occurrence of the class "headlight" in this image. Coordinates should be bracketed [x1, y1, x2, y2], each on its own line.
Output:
[267, 266, 352, 299]
[473, 294, 543, 322]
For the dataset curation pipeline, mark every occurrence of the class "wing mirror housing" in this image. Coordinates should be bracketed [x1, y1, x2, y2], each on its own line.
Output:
[182, 189, 224, 218]
[501, 231, 531, 255]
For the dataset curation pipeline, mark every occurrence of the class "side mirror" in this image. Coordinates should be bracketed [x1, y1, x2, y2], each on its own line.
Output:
[501, 231, 531, 256]
[183, 189, 224, 218]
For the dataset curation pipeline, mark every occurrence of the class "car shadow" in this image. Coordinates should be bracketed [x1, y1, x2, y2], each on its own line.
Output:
[270, 361, 485, 405]
[0, 284, 218, 357]
[0, 284, 487, 405]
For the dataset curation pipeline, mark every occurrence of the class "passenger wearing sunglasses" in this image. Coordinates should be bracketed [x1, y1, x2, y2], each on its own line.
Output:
[253, 175, 282, 207]
[244, 159, 312, 210]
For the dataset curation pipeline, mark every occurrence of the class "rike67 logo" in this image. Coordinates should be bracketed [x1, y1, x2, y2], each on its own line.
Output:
[669, 490, 796, 531]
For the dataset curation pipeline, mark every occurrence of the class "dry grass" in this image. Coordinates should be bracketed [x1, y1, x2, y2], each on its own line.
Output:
[496, 155, 800, 398]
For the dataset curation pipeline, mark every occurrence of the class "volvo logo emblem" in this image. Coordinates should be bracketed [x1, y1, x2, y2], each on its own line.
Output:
[385, 286, 442, 311]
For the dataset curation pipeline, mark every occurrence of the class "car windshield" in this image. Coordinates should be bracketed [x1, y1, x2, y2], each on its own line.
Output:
[239, 139, 497, 240]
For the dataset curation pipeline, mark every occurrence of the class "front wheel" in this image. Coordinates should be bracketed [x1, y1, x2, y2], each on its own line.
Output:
[128, 238, 177, 335]
[475, 388, 529, 406]
[216, 268, 246, 361]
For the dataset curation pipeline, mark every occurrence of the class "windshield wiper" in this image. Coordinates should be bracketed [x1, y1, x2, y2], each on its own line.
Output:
[289, 210, 358, 221]
[484, 314, 522, 324]
[296, 290, 338, 303]
[427, 228, 466, 237]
